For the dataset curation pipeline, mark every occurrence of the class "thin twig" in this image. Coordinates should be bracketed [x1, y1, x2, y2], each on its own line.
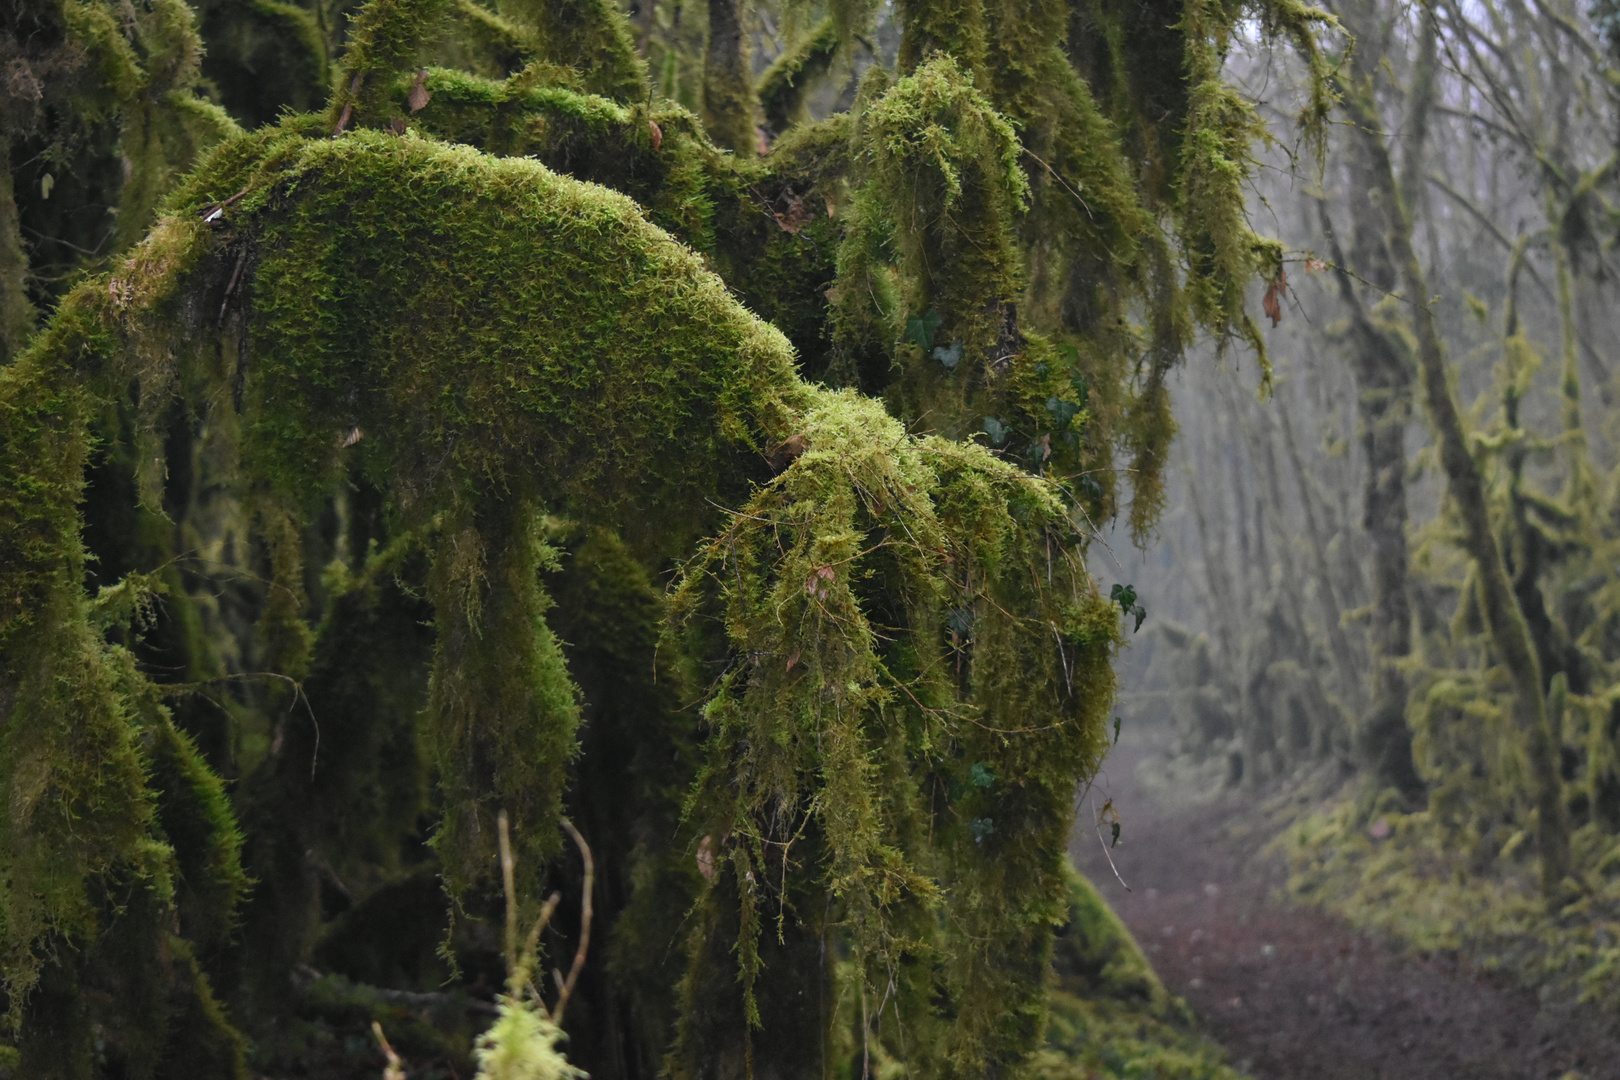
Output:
[372, 1021, 407, 1080]
[498, 809, 520, 977]
[550, 818, 594, 1026]
[1089, 793, 1131, 892]
[1022, 147, 1092, 217]
[218, 246, 248, 328]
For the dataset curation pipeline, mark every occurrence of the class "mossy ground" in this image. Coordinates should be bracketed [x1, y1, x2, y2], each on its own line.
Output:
[1279, 782, 1620, 1015]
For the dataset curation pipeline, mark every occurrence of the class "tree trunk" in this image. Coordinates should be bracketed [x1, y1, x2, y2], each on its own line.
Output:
[0, 144, 34, 363]
[1334, 0, 1570, 892]
[1317, 180, 1424, 801]
[703, 0, 756, 153]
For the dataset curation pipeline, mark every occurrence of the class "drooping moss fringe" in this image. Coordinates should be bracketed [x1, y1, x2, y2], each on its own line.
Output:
[2, 121, 1117, 1076]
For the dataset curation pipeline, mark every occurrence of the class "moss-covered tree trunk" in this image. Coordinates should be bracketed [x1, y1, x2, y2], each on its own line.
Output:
[1332, 0, 1571, 892]
[0, 145, 33, 364]
[1321, 0, 1427, 803]
[701, 0, 754, 152]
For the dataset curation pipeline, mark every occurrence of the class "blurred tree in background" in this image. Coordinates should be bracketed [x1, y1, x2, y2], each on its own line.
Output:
[1128, 0, 1620, 1013]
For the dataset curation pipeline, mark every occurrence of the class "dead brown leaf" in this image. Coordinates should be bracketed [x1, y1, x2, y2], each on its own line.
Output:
[407, 68, 431, 113]
[1262, 267, 1289, 328]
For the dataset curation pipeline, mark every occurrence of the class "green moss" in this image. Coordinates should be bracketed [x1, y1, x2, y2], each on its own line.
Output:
[758, 16, 842, 133]
[860, 55, 1028, 367]
[667, 390, 1118, 1076]
[0, 0, 1342, 1069]
[4, 114, 1131, 1071]
[501, 0, 647, 101]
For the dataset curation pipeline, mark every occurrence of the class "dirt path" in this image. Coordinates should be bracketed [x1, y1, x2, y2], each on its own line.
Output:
[1071, 739, 1620, 1080]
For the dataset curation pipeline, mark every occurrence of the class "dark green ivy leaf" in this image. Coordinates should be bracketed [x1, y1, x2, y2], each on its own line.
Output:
[1110, 583, 1146, 632]
[1070, 370, 1090, 409]
[1046, 396, 1080, 431]
[905, 308, 943, 352]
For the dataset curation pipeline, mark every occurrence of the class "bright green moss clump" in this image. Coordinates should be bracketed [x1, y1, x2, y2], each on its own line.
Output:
[1, 121, 1119, 1076]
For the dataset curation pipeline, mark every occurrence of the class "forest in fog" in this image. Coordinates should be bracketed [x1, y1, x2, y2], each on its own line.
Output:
[3, 0, 1620, 1076]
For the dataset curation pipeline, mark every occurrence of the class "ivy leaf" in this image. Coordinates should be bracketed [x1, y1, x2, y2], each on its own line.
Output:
[1046, 396, 1080, 431]
[967, 762, 996, 789]
[933, 340, 964, 369]
[905, 309, 943, 352]
[982, 416, 1009, 446]
[1110, 820, 1121, 847]
[1056, 341, 1080, 369]
[1078, 474, 1103, 502]
[1110, 583, 1146, 632]
[970, 818, 994, 844]
[1069, 370, 1089, 409]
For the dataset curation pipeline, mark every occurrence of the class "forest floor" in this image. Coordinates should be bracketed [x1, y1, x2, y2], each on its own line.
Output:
[1071, 731, 1620, 1080]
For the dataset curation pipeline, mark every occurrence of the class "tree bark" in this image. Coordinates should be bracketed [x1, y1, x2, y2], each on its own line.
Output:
[1317, 191, 1425, 800]
[1333, 0, 1570, 892]
[703, 0, 756, 153]
[0, 144, 35, 364]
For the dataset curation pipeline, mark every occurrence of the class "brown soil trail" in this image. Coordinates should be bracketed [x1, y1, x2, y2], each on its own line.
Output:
[1071, 738, 1620, 1080]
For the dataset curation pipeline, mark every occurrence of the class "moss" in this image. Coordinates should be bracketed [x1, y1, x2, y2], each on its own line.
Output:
[667, 390, 1118, 1076]
[502, 0, 647, 101]
[758, 16, 842, 133]
[0, 0, 1342, 1070]
[898, 0, 989, 77]
[702, 0, 758, 154]
[859, 55, 1028, 368]
[328, 0, 454, 131]
[5, 118, 1119, 1073]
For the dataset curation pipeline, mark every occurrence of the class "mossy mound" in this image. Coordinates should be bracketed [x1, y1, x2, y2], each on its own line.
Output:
[0, 119, 1119, 1076]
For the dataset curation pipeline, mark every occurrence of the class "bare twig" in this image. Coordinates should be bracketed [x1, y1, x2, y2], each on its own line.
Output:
[1089, 794, 1131, 892]
[334, 73, 363, 135]
[498, 809, 521, 980]
[372, 1021, 406, 1080]
[550, 818, 594, 1026]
